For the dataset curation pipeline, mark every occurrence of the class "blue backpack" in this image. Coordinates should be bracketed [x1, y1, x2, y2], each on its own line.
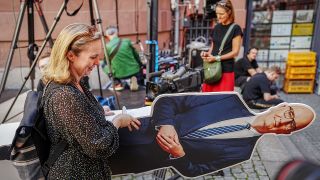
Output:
[10, 83, 68, 179]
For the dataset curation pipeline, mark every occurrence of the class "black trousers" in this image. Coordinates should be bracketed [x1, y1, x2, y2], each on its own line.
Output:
[246, 98, 284, 109]
[114, 70, 144, 86]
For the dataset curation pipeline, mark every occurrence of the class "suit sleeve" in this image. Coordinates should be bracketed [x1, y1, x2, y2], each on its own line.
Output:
[152, 95, 200, 126]
[171, 156, 218, 177]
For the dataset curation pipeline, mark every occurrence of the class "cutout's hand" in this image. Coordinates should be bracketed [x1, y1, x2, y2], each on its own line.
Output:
[156, 134, 185, 158]
[157, 125, 179, 143]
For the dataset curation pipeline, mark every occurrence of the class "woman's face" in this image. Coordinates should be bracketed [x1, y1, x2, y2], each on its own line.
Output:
[68, 40, 101, 79]
[215, 6, 230, 24]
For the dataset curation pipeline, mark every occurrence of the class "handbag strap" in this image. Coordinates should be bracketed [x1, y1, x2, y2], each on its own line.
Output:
[103, 39, 122, 66]
[109, 39, 122, 61]
[218, 23, 236, 56]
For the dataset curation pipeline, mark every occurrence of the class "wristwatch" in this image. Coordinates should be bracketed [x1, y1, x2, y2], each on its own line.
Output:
[215, 55, 221, 62]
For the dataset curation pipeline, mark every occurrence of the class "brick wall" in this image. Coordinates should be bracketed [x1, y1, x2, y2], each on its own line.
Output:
[0, 0, 246, 89]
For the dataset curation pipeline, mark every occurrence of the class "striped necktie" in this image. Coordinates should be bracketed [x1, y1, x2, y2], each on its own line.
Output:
[185, 123, 251, 138]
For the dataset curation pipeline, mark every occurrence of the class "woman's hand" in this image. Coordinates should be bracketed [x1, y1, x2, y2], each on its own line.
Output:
[156, 134, 185, 158]
[103, 105, 115, 116]
[112, 114, 141, 131]
[200, 51, 210, 57]
[202, 54, 215, 62]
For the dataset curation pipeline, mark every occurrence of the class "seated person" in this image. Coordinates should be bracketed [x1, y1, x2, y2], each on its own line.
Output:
[242, 66, 283, 109]
[103, 26, 143, 91]
[234, 47, 262, 89]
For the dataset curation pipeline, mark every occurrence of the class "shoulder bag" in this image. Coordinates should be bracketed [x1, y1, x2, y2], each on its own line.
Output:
[203, 23, 236, 84]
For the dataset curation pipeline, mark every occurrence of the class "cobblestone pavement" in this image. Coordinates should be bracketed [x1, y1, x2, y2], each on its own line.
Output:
[112, 150, 270, 180]
[279, 92, 320, 163]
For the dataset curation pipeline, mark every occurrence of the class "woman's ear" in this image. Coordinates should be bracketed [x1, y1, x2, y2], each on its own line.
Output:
[67, 51, 76, 62]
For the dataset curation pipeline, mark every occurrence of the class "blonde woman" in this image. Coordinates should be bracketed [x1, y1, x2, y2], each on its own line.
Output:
[201, 0, 242, 92]
[42, 23, 140, 179]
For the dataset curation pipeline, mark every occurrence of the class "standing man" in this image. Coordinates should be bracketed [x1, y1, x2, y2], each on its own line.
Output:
[234, 47, 262, 89]
[242, 66, 283, 109]
[103, 26, 142, 91]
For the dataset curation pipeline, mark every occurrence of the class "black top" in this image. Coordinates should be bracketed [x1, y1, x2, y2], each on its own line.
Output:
[211, 23, 243, 72]
[234, 57, 259, 79]
[242, 73, 271, 101]
[36, 79, 45, 92]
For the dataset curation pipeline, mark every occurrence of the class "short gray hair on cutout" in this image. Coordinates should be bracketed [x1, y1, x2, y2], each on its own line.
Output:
[105, 26, 118, 36]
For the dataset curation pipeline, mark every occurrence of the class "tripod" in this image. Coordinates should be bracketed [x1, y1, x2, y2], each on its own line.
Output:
[1, 0, 120, 123]
[0, 0, 54, 97]
[0, 0, 66, 123]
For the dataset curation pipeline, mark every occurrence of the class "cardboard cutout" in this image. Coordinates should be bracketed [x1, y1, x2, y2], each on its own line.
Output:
[108, 92, 315, 178]
[0, 92, 316, 179]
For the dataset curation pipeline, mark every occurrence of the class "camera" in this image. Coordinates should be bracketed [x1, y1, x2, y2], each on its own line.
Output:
[276, 159, 320, 180]
[146, 66, 203, 100]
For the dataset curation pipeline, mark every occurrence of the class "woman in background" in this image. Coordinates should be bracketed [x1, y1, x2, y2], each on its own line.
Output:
[201, 0, 243, 92]
[42, 23, 140, 179]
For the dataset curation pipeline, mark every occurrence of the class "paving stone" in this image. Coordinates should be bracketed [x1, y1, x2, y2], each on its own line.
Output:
[233, 172, 248, 178]
[194, 176, 205, 180]
[223, 168, 231, 173]
[142, 174, 153, 180]
[243, 168, 255, 173]
[204, 175, 215, 179]
[247, 173, 258, 178]
[224, 177, 236, 180]
[252, 155, 260, 160]
[134, 176, 144, 180]
[223, 172, 233, 177]
[256, 169, 268, 176]
[231, 167, 243, 173]
[255, 165, 266, 170]
[259, 175, 270, 180]
[253, 161, 263, 166]
[112, 176, 121, 180]
[241, 163, 253, 169]
[248, 176, 259, 180]
[212, 177, 224, 180]
[121, 175, 134, 180]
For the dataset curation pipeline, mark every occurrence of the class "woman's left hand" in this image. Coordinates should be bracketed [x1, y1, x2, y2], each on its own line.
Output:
[112, 114, 141, 131]
[103, 105, 115, 116]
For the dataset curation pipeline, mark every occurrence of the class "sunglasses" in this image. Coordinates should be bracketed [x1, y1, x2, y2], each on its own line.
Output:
[216, 0, 230, 9]
[274, 106, 296, 131]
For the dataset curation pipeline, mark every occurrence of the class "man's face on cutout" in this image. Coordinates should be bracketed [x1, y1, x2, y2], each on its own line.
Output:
[253, 103, 314, 134]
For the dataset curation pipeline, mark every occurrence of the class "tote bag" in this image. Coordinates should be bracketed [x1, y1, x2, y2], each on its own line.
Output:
[203, 23, 236, 84]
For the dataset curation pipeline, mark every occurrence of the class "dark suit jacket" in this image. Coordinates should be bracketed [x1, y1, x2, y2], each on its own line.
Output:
[110, 93, 261, 177]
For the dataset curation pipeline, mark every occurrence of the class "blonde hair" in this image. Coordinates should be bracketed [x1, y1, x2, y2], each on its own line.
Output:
[43, 23, 100, 84]
[216, 0, 235, 23]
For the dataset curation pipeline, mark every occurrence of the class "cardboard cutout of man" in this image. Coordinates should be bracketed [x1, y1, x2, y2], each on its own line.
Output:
[0, 92, 315, 178]
[110, 92, 315, 178]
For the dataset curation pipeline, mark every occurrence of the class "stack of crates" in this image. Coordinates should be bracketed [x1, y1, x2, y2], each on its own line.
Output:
[284, 51, 317, 93]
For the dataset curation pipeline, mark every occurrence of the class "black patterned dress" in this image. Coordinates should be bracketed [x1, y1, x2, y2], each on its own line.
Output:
[43, 81, 119, 179]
